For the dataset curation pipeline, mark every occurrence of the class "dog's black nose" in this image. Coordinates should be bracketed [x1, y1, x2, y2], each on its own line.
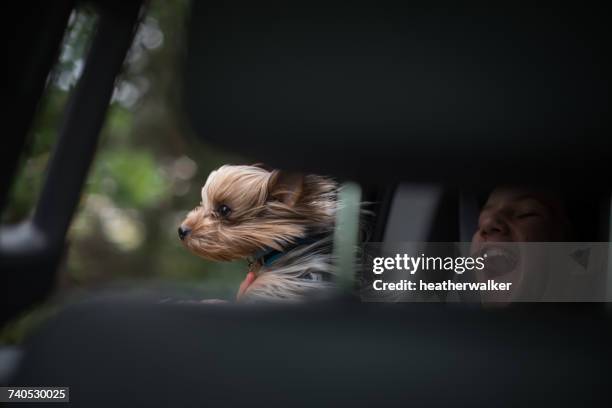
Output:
[178, 225, 191, 240]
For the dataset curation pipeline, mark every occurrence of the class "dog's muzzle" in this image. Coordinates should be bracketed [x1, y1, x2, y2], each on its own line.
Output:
[178, 225, 192, 240]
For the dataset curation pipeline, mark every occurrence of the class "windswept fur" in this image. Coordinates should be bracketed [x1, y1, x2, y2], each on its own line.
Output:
[243, 236, 337, 302]
[179, 164, 339, 301]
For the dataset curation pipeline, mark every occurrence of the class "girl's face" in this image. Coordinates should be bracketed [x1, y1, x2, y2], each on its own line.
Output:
[470, 187, 568, 304]
[472, 187, 566, 245]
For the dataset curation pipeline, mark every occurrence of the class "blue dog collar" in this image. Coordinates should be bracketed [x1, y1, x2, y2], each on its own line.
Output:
[251, 236, 322, 267]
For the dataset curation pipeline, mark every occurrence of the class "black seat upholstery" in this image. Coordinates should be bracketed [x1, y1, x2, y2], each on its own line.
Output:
[184, 1, 611, 184]
[10, 297, 612, 407]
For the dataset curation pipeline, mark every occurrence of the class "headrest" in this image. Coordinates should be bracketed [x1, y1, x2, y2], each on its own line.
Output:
[184, 2, 611, 183]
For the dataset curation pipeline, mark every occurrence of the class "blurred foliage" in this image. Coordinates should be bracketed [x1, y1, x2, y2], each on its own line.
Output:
[1, 0, 250, 343]
[90, 149, 168, 208]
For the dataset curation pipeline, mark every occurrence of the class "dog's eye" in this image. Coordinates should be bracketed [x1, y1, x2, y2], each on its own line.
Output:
[217, 204, 232, 218]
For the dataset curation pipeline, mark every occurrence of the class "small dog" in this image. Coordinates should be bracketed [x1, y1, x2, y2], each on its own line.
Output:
[178, 164, 339, 302]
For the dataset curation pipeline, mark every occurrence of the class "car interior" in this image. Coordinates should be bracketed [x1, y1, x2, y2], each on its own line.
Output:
[2, 1, 612, 406]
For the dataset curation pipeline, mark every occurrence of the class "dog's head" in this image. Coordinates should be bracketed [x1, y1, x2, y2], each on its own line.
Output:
[178, 165, 337, 261]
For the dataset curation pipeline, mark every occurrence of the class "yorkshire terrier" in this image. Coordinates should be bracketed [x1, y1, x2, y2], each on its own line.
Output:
[178, 164, 339, 302]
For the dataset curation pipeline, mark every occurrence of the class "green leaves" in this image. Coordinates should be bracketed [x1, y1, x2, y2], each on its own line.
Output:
[89, 149, 169, 209]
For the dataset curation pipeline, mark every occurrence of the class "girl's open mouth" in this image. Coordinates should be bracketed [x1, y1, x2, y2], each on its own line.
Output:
[477, 245, 519, 278]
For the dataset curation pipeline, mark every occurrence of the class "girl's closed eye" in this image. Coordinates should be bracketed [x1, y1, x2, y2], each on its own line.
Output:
[516, 211, 541, 219]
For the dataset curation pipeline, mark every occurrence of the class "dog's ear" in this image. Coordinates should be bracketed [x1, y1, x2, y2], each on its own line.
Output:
[267, 170, 304, 207]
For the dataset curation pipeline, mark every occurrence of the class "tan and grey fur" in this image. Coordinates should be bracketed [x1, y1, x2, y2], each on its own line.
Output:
[179, 164, 339, 301]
